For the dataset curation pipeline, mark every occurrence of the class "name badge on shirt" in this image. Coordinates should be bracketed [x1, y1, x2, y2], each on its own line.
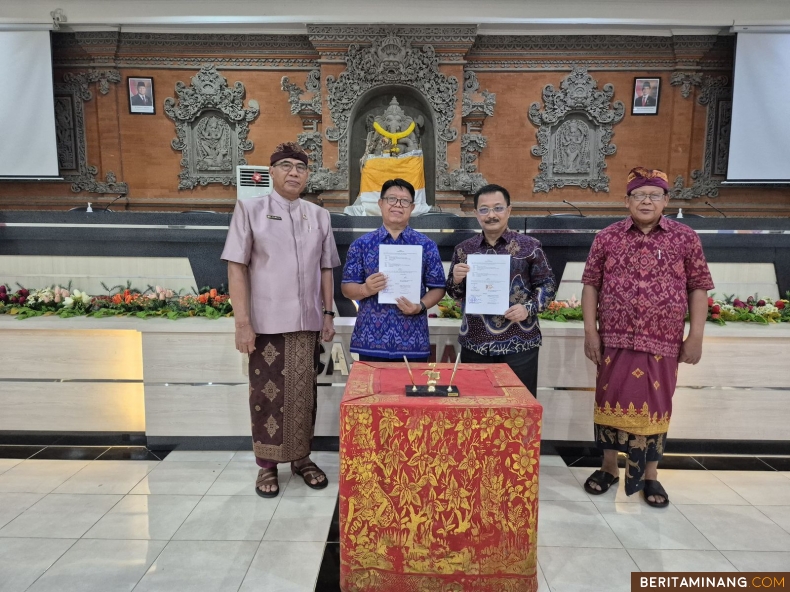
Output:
[266, 215, 282, 220]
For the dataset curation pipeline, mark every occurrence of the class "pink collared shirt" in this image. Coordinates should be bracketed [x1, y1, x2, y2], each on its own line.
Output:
[581, 216, 714, 357]
[221, 190, 340, 334]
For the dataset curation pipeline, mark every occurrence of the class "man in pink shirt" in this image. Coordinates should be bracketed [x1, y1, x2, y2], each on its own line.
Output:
[580, 167, 713, 507]
[222, 142, 341, 498]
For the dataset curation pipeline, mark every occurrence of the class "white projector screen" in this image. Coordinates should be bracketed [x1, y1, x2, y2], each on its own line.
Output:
[727, 33, 790, 182]
[0, 30, 59, 178]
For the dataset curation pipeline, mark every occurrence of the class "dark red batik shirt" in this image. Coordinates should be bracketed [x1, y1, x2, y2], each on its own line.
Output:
[581, 216, 714, 358]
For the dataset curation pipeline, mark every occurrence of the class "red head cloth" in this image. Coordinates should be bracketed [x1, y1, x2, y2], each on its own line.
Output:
[270, 142, 308, 166]
[626, 167, 669, 195]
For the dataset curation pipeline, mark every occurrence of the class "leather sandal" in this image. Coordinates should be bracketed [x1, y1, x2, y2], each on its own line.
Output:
[643, 479, 669, 508]
[255, 467, 279, 498]
[584, 469, 620, 495]
[291, 459, 328, 490]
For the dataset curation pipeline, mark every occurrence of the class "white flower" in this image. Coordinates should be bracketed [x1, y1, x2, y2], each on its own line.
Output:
[81, 293, 91, 304]
[63, 297, 74, 308]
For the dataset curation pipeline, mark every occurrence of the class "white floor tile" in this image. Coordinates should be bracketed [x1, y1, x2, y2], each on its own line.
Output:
[238, 541, 324, 592]
[262, 516, 333, 542]
[25, 538, 167, 592]
[711, 471, 790, 506]
[164, 451, 236, 463]
[721, 550, 790, 571]
[133, 540, 258, 592]
[271, 496, 338, 519]
[282, 477, 339, 498]
[627, 549, 737, 572]
[676, 504, 790, 552]
[173, 496, 276, 541]
[539, 547, 637, 592]
[0, 459, 22, 476]
[755, 505, 790, 535]
[536, 561, 550, 592]
[53, 461, 159, 495]
[230, 451, 256, 463]
[0, 492, 45, 529]
[83, 494, 201, 540]
[539, 454, 568, 468]
[647, 470, 750, 505]
[0, 460, 90, 494]
[129, 462, 226, 495]
[0, 538, 76, 592]
[537, 501, 622, 548]
[595, 502, 715, 550]
[206, 464, 291, 497]
[0, 493, 121, 539]
[539, 467, 592, 502]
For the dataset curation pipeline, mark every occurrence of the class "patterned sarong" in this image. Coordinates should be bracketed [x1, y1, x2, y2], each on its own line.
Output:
[249, 331, 320, 463]
[594, 346, 678, 495]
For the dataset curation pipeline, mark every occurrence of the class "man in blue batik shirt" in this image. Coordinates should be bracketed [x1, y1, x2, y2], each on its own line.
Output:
[342, 178, 446, 362]
[446, 184, 556, 396]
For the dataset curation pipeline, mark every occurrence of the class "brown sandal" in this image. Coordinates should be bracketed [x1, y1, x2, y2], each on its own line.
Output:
[291, 460, 328, 490]
[255, 467, 279, 498]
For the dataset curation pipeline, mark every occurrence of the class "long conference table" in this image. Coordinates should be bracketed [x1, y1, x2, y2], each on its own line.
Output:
[1, 315, 787, 451]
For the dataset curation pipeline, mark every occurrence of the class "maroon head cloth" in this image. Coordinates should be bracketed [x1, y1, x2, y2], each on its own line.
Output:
[626, 167, 669, 195]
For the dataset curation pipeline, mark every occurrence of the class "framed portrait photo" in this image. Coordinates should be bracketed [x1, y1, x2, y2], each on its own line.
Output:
[128, 77, 155, 115]
[631, 77, 661, 116]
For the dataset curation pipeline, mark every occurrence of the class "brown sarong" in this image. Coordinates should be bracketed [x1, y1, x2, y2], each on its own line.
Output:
[249, 331, 320, 463]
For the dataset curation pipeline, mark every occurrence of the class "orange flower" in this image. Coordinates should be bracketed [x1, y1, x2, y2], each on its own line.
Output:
[112, 294, 122, 305]
[125, 295, 132, 304]
[198, 293, 209, 304]
[123, 289, 130, 298]
[209, 289, 217, 299]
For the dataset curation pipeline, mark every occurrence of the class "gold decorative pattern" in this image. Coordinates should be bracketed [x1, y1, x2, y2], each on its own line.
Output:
[262, 342, 280, 366]
[653, 380, 660, 390]
[653, 355, 663, 362]
[632, 368, 644, 379]
[265, 415, 280, 437]
[262, 380, 280, 402]
[594, 401, 670, 435]
[604, 355, 611, 365]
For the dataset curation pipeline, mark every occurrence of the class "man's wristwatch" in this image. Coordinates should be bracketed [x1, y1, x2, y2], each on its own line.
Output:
[323, 310, 336, 317]
[418, 301, 427, 315]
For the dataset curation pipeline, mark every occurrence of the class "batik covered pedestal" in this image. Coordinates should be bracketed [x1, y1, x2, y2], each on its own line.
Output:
[339, 362, 543, 592]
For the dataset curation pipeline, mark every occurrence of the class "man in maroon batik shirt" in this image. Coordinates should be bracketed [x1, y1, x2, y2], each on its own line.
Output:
[580, 167, 714, 507]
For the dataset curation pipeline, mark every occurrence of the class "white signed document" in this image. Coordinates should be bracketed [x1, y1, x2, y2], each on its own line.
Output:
[465, 254, 511, 314]
[378, 244, 423, 304]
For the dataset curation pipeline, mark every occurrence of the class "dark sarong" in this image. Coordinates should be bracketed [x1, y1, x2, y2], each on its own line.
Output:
[594, 346, 678, 495]
[248, 331, 320, 463]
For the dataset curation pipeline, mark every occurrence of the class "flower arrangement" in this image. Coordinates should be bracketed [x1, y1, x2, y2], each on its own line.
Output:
[538, 295, 583, 322]
[0, 282, 233, 320]
[707, 294, 789, 325]
[437, 294, 462, 319]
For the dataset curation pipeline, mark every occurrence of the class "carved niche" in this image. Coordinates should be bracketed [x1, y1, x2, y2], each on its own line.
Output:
[529, 66, 624, 193]
[54, 70, 128, 194]
[164, 65, 260, 189]
[316, 33, 459, 192]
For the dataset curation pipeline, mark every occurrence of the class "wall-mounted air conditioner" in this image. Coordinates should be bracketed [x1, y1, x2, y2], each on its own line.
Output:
[236, 165, 272, 199]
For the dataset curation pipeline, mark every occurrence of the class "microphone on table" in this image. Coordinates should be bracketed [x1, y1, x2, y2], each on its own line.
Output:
[704, 201, 727, 218]
[103, 194, 129, 212]
[562, 200, 585, 217]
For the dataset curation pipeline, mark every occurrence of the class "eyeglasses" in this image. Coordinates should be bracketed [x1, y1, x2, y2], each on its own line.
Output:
[476, 205, 507, 216]
[629, 192, 666, 202]
[274, 162, 308, 174]
[381, 196, 413, 207]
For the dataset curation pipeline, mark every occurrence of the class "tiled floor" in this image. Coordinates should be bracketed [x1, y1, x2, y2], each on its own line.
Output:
[0, 449, 788, 592]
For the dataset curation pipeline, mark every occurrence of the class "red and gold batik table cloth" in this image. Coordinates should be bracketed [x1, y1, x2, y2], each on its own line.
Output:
[339, 362, 543, 592]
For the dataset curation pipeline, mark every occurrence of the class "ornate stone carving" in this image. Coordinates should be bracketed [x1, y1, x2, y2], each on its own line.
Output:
[55, 70, 128, 195]
[321, 32, 459, 191]
[528, 66, 624, 193]
[281, 69, 322, 117]
[670, 71, 703, 98]
[164, 65, 260, 189]
[462, 71, 496, 119]
[306, 25, 477, 46]
[296, 131, 325, 193]
[673, 75, 732, 198]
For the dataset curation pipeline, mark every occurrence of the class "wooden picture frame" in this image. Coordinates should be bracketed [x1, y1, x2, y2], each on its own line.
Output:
[128, 77, 155, 115]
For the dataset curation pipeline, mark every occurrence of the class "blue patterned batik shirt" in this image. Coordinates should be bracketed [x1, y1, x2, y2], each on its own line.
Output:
[342, 225, 446, 359]
[446, 229, 556, 356]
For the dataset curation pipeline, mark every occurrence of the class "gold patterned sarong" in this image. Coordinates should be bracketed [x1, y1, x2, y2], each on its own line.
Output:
[249, 331, 320, 462]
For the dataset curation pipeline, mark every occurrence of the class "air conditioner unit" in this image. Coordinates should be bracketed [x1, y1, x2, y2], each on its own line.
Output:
[236, 165, 272, 199]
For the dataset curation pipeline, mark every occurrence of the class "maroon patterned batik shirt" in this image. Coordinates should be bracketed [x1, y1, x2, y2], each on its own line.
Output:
[581, 216, 714, 358]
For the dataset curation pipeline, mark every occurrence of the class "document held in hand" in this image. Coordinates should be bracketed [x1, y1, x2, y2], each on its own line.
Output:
[465, 254, 511, 315]
[378, 244, 423, 304]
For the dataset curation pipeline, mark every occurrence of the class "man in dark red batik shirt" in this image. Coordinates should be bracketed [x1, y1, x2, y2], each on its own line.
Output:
[580, 167, 714, 507]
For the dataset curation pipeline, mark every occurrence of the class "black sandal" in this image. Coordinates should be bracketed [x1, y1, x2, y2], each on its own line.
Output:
[255, 467, 279, 498]
[584, 469, 620, 495]
[643, 479, 669, 508]
[291, 460, 328, 490]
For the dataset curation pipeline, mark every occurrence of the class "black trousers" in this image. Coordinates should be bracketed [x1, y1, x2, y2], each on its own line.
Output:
[357, 354, 430, 363]
[460, 346, 539, 397]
